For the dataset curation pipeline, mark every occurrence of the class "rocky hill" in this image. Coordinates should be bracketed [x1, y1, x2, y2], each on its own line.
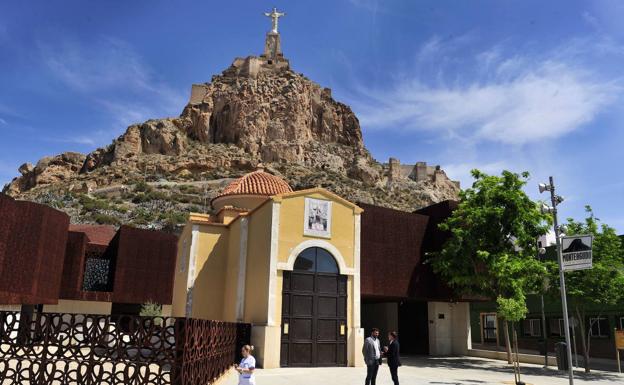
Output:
[3, 32, 459, 231]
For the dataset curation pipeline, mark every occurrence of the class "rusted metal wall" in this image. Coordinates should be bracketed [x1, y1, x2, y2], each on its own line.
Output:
[59, 231, 88, 299]
[0, 311, 252, 385]
[0, 194, 69, 304]
[359, 203, 429, 299]
[112, 226, 178, 304]
[360, 201, 458, 301]
[414, 200, 459, 252]
[0, 194, 18, 299]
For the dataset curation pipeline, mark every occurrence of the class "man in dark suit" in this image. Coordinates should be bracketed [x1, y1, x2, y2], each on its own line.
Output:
[384, 331, 401, 385]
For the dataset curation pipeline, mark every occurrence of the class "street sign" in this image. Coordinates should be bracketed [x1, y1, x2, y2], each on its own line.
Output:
[615, 329, 624, 373]
[561, 235, 593, 272]
[616, 330, 624, 350]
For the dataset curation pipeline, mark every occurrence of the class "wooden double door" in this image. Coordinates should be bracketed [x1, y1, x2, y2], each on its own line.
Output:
[280, 247, 348, 367]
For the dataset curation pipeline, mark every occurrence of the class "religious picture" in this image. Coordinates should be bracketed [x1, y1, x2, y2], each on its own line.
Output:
[304, 198, 332, 238]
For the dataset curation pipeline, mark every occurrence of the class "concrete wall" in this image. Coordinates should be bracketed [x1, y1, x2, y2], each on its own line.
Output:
[428, 302, 471, 356]
[171, 225, 193, 317]
[191, 226, 229, 320]
[243, 203, 272, 324]
[43, 299, 112, 315]
[0, 304, 21, 311]
[222, 218, 243, 321]
[276, 191, 357, 269]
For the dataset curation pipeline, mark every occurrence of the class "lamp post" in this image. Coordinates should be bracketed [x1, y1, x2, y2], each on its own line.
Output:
[539, 176, 574, 385]
[538, 243, 548, 368]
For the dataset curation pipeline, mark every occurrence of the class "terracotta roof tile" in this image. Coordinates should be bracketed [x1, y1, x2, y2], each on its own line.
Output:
[214, 169, 293, 201]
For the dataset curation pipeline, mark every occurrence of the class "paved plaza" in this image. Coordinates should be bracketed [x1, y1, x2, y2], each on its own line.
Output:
[225, 356, 624, 385]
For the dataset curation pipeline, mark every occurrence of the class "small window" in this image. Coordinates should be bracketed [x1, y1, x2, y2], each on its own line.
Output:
[316, 248, 339, 273]
[294, 248, 316, 271]
[589, 317, 609, 338]
[549, 318, 565, 337]
[523, 319, 542, 337]
[482, 313, 497, 343]
[293, 247, 338, 274]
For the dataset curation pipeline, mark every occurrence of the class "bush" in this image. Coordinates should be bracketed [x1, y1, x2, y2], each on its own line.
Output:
[133, 208, 156, 223]
[134, 181, 152, 193]
[132, 190, 168, 203]
[114, 205, 129, 214]
[79, 195, 111, 212]
[93, 213, 120, 225]
[139, 301, 162, 317]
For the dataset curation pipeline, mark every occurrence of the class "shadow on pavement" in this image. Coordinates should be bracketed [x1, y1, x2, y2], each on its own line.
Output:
[401, 356, 623, 383]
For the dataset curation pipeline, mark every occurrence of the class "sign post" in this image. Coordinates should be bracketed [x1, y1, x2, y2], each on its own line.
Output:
[615, 329, 624, 373]
[561, 235, 593, 272]
[541, 176, 575, 385]
[539, 178, 596, 385]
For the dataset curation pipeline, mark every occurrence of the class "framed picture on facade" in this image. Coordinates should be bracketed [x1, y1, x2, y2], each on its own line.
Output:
[304, 197, 332, 238]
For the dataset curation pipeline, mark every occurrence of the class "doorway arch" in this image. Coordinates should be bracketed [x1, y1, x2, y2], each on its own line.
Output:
[280, 247, 347, 367]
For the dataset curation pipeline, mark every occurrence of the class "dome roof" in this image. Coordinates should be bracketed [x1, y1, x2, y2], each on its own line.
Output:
[213, 168, 293, 203]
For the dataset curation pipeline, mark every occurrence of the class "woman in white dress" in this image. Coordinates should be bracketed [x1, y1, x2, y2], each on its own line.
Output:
[235, 345, 256, 385]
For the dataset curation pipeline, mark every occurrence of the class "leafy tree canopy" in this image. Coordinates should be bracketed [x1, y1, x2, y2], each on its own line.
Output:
[548, 206, 624, 307]
[431, 170, 551, 316]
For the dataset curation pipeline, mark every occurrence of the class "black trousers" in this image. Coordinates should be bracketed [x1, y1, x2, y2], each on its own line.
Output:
[365, 363, 379, 385]
[389, 365, 399, 385]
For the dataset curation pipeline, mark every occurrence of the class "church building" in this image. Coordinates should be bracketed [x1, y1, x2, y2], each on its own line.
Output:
[171, 167, 365, 368]
[171, 166, 472, 369]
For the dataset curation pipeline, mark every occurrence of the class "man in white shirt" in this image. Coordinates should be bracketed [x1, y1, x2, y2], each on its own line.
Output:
[362, 328, 382, 385]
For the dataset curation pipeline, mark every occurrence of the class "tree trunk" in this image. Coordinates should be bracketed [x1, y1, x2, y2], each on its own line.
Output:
[504, 319, 512, 364]
[576, 306, 590, 373]
[513, 322, 522, 383]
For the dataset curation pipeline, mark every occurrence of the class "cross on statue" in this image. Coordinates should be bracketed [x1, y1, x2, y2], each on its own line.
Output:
[264, 7, 285, 34]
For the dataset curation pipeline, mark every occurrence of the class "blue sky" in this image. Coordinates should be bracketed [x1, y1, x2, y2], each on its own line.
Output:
[1, 0, 623, 232]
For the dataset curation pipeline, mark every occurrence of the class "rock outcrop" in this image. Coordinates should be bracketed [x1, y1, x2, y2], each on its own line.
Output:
[3, 32, 460, 229]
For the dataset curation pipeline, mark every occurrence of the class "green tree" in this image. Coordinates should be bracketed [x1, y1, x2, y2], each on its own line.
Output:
[497, 295, 528, 383]
[547, 206, 624, 372]
[430, 170, 551, 363]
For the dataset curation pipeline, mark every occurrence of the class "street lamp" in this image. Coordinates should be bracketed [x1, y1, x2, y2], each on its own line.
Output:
[537, 244, 548, 369]
[539, 177, 574, 385]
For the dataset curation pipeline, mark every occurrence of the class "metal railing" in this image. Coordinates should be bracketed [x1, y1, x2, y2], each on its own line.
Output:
[0, 311, 251, 385]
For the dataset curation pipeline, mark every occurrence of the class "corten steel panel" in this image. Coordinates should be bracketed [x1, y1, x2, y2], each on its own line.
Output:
[414, 200, 459, 252]
[68, 224, 117, 246]
[0, 195, 69, 304]
[414, 200, 470, 300]
[111, 226, 178, 304]
[59, 231, 88, 299]
[359, 203, 429, 299]
[0, 195, 18, 287]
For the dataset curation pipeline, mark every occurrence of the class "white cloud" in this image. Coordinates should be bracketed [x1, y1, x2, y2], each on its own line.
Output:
[39, 36, 185, 128]
[350, 39, 622, 145]
[443, 161, 512, 187]
[41, 136, 97, 146]
[0, 117, 6, 125]
[41, 37, 150, 93]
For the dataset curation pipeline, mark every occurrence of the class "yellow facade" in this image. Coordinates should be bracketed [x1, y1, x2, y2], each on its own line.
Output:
[171, 187, 364, 368]
[42, 299, 112, 315]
